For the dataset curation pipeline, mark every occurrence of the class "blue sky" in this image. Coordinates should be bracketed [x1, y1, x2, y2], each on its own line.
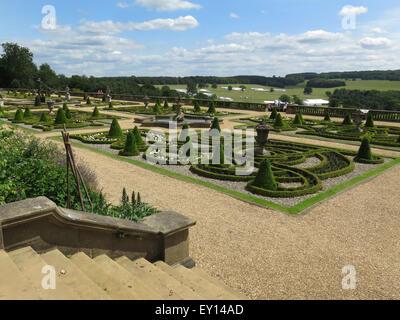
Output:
[0, 0, 399, 77]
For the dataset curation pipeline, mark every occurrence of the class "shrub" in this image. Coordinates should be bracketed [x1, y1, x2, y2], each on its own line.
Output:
[365, 113, 375, 128]
[153, 103, 162, 114]
[252, 159, 278, 190]
[34, 95, 41, 106]
[273, 113, 285, 128]
[92, 106, 100, 118]
[342, 113, 353, 125]
[39, 112, 50, 122]
[293, 112, 303, 125]
[119, 132, 139, 156]
[14, 109, 24, 122]
[207, 101, 216, 114]
[133, 126, 145, 145]
[108, 118, 123, 137]
[398, 135, 400, 143]
[55, 108, 68, 125]
[163, 100, 169, 109]
[324, 113, 331, 122]
[355, 137, 372, 161]
[270, 108, 278, 119]
[194, 101, 201, 113]
[86, 97, 91, 105]
[63, 104, 72, 119]
[24, 107, 33, 118]
[108, 102, 114, 109]
[210, 117, 221, 132]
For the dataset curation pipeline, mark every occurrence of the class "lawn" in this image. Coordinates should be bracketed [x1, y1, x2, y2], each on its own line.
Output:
[156, 79, 400, 104]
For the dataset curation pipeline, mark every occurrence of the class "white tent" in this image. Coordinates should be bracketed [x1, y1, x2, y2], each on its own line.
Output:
[303, 99, 329, 106]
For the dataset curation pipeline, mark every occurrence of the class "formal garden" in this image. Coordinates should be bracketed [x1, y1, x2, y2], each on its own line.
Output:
[234, 110, 400, 149]
[67, 117, 398, 212]
[0, 104, 124, 131]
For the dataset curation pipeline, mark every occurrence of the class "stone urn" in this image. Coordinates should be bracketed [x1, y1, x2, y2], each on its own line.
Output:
[144, 96, 150, 110]
[255, 121, 273, 155]
[352, 110, 364, 133]
[47, 100, 55, 114]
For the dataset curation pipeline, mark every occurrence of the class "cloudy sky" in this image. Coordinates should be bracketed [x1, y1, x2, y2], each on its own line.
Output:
[0, 0, 399, 77]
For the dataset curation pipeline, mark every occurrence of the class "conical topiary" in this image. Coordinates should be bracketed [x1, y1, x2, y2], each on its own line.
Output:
[184, 136, 194, 157]
[14, 109, 24, 122]
[24, 107, 32, 118]
[273, 113, 285, 128]
[324, 113, 331, 122]
[119, 131, 139, 156]
[86, 97, 91, 105]
[163, 100, 169, 109]
[55, 108, 68, 125]
[207, 101, 216, 114]
[133, 126, 145, 146]
[270, 108, 278, 120]
[194, 101, 201, 113]
[342, 113, 353, 125]
[39, 112, 50, 122]
[397, 135, 400, 143]
[293, 112, 303, 125]
[92, 106, 100, 118]
[210, 117, 221, 132]
[108, 102, 114, 109]
[34, 95, 41, 106]
[253, 158, 278, 190]
[108, 118, 123, 137]
[153, 103, 162, 114]
[365, 113, 375, 128]
[355, 137, 373, 161]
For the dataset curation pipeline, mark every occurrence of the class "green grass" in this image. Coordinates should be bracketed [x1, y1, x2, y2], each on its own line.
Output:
[49, 135, 400, 215]
[157, 80, 400, 104]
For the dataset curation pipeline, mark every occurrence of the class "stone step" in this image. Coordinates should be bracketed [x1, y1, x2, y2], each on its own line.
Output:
[124, 258, 203, 300]
[115, 256, 185, 300]
[0, 250, 40, 300]
[40, 249, 110, 300]
[93, 254, 163, 300]
[192, 267, 248, 300]
[69, 252, 140, 300]
[159, 262, 238, 300]
[8, 246, 78, 300]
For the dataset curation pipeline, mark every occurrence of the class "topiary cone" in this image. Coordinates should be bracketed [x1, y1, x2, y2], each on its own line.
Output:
[324, 113, 331, 122]
[293, 112, 303, 125]
[163, 100, 169, 109]
[120, 131, 139, 156]
[253, 158, 278, 190]
[14, 109, 24, 122]
[343, 113, 353, 125]
[355, 137, 373, 161]
[207, 101, 216, 114]
[153, 103, 162, 114]
[365, 113, 375, 128]
[55, 108, 68, 125]
[273, 113, 285, 128]
[210, 117, 221, 132]
[24, 107, 32, 118]
[133, 126, 145, 145]
[270, 108, 277, 119]
[194, 101, 201, 113]
[109, 118, 123, 137]
[92, 106, 100, 118]
[39, 112, 50, 122]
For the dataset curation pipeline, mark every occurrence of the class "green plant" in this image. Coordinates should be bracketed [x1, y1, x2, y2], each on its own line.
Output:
[270, 108, 278, 120]
[342, 113, 353, 125]
[92, 106, 100, 118]
[163, 100, 169, 109]
[153, 103, 162, 114]
[252, 159, 278, 190]
[24, 107, 33, 118]
[55, 108, 68, 125]
[355, 137, 372, 161]
[324, 113, 331, 122]
[365, 113, 375, 128]
[108, 118, 123, 137]
[63, 104, 72, 119]
[39, 112, 50, 122]
[13, 109, 24, 122]
[210, 117, 221, 132]
[119, 131, 139, 156]
[108, 102, 114, 109]
[86, 97, 91, 105]
[34, 95, 41, 106]
[194, 101, 201, 113]
[293, 112, 303, 125]
[273, 113, 285, 128]
[133, 126, 145, 145]
[207, 101, 216, 114]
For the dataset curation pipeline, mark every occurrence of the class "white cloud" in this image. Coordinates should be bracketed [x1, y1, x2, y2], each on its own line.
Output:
[295, 30, 345, 43]
[78, 16, 199, 34]
[371, 27, 388, 34]
[230, 13, 239, 19]
[135, 0, 201, 11]
[117, 2, 130, 8]
[339, 5, 368, 17]
[359, 37, 392, 49]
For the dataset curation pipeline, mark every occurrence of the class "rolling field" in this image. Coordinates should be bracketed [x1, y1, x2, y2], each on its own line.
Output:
[157, 79, 400, 103]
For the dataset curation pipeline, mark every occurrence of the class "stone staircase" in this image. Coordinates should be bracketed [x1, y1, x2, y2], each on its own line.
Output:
[0, 247, 246, 300]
